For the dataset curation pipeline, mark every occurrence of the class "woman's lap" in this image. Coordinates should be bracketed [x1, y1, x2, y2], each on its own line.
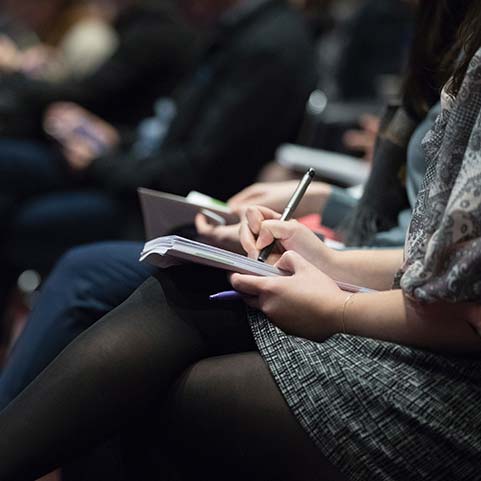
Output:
[0, 265, 342, 479]
[251, 315, 481, 481]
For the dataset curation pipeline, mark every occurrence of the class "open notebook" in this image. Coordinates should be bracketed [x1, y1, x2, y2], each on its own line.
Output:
[141, 236, 281, 276]
[140, 236, 374, 293]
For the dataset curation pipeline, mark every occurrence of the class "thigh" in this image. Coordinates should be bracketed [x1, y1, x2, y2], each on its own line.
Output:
[0, 139, 67, 196]
[150, 266, 255, 356]
[8, 191, 123, 271]
[168, 353, 348, 481]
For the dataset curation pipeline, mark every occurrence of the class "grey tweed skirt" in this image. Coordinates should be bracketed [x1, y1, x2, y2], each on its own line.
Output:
[248, 310, 481, 481]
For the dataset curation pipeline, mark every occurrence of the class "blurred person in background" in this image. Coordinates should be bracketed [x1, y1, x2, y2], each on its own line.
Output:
[333, 0, 414, 102]
[0, 0, 197, 342]
[0, 0, 197, 134]
[0, 0, 118, 82]
[0, 0, 316, 353]
[258, 0, 414, 176]
[308, 0, 415, 156]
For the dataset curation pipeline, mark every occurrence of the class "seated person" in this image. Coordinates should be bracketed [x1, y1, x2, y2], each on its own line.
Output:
[0, 0, 450, 409]
[0, 0, 317, 319]
[0, 0, 117, 82]
[0, 0, 196, 133]
[0, 101, 438, 410]
[0, 3, 481, 477]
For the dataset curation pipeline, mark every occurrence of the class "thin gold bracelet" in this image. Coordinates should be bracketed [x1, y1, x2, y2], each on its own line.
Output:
[341, 293, 356, 334]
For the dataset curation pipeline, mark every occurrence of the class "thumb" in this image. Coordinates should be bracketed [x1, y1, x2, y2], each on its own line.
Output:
[274, 250, 309, 274]
[256, 219, 297, 251]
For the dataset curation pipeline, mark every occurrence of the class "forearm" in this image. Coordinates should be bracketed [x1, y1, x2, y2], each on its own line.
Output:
[325, 249, 403, 291]
[343, 290, 481, 355]
[89, 148, 194, 196]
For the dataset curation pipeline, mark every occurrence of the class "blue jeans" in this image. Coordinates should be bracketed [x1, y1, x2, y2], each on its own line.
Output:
[0, 242, 155, 409]
[0, 139, 123, 316]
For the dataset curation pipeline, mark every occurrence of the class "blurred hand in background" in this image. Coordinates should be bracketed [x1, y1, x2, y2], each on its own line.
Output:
[44, 102, 120, 171]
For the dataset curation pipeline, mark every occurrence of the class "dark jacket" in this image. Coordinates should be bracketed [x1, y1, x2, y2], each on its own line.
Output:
[0, 1, 196, 133]
[89, 0, 318, 200]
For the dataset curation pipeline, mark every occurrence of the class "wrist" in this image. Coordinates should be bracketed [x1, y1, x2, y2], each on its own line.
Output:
[318, 290, 352, 338]
[337, 292, 356, 335]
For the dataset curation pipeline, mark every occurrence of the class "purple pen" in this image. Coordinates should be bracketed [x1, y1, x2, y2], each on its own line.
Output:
[209, 290, 243, 301]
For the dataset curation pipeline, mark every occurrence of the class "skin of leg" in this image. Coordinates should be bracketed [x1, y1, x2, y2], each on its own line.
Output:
[167, 352, 349, 481]
[0, 241, 154, 411]
[0, 266, 254, 481]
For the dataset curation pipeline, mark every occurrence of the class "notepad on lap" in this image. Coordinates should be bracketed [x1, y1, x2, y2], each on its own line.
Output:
[140, 236, 282, 276]
[140, 236, 375, 294]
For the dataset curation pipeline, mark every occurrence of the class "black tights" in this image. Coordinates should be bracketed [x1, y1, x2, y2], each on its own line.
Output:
[0, 266, 345, 481]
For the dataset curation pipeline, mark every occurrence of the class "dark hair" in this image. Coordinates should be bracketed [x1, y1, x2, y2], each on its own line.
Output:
[402, 0, 475, 119]
[448, 2, 481, 96]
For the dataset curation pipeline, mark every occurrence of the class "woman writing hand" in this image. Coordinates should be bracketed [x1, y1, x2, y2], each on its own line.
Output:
[239, 205, 330, 265]
[234, 205, 481, 354]
[232, 250, 346, 341]
[238, 205, 403, 291]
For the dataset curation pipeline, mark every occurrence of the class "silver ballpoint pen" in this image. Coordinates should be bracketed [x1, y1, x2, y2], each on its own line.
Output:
[258, 168, 316, 263]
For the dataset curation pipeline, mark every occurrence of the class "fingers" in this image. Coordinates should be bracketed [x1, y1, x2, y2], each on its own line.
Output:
[343, 129, 372, 151]
[44, 103, 84, 138]
[194, 213, 213, 235]
[230, 273, 266, 296]
[245, 206, 281, 235]
[255, 219, 299, 251]
[63, 135, 97, 170]
[228, 184, 263, 207]
[359, 114, 380, 134]
[239, 217, 259, 258]
[239, 206, 281, 258]
[236, 204, 281, 233]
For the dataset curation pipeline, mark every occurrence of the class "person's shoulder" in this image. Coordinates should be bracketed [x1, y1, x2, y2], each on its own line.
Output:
[233, 2, 314, 57]
[114, 3, 194, 52]
[245, 1, 310, 36]
[115, 2, 186, 34]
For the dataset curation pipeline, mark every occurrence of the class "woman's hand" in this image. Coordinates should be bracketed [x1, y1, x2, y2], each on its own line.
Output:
[19, 44, 55, 77]
[231, 251, 347, 341]
[195, 213, 244, 253]
[239, 206, 335, 269]
[228, 181, 331, 217]
[343, 114, 380, 162]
